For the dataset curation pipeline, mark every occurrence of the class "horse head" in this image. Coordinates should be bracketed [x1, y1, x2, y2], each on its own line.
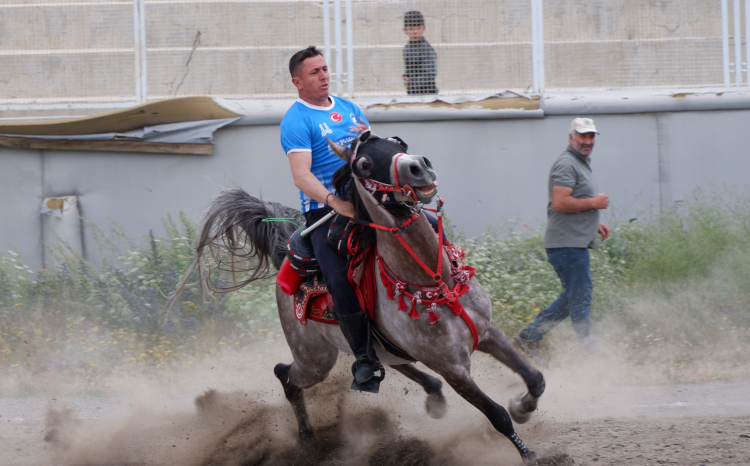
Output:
[328, 130, 439, 207]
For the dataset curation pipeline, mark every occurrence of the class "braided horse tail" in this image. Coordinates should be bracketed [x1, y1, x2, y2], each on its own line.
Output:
[197, 187, 300, 292]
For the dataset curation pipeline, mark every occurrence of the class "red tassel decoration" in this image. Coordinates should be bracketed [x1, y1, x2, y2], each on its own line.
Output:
[428, 303, 441, 324]
[398, 294, 408, 312]
[407, 299, 420, 320]
[380, 267, 395, 299]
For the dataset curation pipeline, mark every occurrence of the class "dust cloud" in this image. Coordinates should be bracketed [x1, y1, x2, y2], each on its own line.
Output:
[8, 278, 750, 466]
[32, 344, 579, 466]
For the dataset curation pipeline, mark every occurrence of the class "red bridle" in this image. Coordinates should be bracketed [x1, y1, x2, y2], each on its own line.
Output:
[352, 172, 479, 351]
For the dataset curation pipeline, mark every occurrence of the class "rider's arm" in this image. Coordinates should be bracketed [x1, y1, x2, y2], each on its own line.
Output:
[288, 151, 356, 217]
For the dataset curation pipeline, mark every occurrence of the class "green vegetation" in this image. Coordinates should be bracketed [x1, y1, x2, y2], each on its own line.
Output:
[459, 187, 750, 375]
[0, 213, 280, 380]
[2, 187, 750, 383]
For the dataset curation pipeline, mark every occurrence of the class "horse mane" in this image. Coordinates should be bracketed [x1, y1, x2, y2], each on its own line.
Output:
[332, 163, 377, 251]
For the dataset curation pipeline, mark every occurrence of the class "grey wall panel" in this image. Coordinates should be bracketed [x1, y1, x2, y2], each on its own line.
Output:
[580, 114, 661, 224]
[3, 108, 750, 268]
[38, 124, 297, 266]
[657, 110, 750, 207]
[0, 148, 42, 267]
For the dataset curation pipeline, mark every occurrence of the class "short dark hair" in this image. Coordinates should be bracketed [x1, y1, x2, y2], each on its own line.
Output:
[289, 46, 323, 78]
[404, 10, 424, 28]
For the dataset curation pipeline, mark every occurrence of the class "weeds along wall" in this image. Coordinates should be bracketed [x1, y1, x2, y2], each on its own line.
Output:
[2, 106, 750, 269]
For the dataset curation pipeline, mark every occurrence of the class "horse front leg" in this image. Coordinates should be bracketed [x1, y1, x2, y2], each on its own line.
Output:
[440, 365, 538, 465]
[389, 363, 447, 419]
[477, 323, 545, 424]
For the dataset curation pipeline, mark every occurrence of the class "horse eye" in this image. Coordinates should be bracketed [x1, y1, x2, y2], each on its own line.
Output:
[356, 158, 371, 172]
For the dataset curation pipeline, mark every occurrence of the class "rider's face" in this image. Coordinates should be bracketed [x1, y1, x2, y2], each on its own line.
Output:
[292, 55, 330, 105]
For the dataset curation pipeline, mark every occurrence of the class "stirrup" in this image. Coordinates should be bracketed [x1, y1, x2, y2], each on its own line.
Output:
[350, 361, 385, 393]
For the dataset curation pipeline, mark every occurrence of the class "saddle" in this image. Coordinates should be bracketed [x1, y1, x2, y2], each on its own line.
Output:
[277, 246, 417, 362]
[277, 246, 377, 325]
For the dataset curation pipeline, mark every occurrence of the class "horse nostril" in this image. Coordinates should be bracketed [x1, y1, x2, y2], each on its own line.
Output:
[410, 164, 422, 177]
[422, 157, 433, 169]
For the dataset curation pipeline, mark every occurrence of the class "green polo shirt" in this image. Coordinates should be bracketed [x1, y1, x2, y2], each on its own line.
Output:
[544, 147, 600, 249]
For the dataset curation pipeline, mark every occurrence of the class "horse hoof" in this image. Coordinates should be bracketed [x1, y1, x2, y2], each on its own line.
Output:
[425, 392, 447, 419]
[521, 450, 539, 465]
[299, 428, 316, 444]
[509, 393, 534, 424]
[274, 363, 291, 382]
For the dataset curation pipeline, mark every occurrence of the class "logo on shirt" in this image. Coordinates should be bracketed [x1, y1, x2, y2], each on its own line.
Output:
[319, 123, 333, 137]
[329, 112, 342, 123]
[350, 113, 359, 125]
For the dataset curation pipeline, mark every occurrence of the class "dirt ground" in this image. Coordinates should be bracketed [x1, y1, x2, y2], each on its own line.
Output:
[2, 345, 750, 466]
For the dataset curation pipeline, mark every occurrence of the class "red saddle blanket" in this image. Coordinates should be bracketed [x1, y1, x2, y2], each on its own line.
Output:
[276, 247, 377, 325]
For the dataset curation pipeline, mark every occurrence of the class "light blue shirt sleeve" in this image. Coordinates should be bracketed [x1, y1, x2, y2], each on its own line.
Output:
[280, 110, 312, 155]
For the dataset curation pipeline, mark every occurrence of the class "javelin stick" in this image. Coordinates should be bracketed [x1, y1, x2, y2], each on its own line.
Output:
[300, 210, 336, 236]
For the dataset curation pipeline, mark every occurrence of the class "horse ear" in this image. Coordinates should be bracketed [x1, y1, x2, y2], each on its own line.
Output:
[327, 138, 350, 162]
[386, 136, 408, 152]
[358, 130, 372, 144]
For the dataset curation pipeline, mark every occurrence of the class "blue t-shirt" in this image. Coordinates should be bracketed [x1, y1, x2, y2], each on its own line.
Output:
[280, 96, 369, 212]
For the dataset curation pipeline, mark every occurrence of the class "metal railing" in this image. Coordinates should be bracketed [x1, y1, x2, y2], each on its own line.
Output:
[0, 0, 743, 110]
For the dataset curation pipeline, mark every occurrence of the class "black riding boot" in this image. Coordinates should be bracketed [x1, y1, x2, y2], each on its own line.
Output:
[337, 312, 385, 393]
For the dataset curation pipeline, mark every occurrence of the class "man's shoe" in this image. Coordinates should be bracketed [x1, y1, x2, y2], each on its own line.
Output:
[338, 312, 385, 393]
[514, 334, 541, 358]
[352, 358, 375, 384]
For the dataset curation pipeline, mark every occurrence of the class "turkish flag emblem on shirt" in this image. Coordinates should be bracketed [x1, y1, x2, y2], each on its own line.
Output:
[329, 112, 342, 122]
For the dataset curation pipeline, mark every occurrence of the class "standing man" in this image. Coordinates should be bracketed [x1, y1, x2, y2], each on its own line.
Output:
[280, 46, 381, 391]
[515, 118, 610, 355]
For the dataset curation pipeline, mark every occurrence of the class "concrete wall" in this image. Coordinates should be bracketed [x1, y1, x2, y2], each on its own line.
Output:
[2, 107, 750, 269]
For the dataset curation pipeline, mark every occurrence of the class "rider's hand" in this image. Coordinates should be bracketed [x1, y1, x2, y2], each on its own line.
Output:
[329, 196, 357, 218]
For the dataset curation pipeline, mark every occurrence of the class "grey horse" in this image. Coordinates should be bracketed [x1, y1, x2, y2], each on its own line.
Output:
[197, 131, 546, 465]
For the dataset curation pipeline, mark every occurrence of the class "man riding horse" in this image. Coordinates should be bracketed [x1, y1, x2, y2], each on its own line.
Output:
[280, 46, 380, 390]
[200, 71, 547, 461]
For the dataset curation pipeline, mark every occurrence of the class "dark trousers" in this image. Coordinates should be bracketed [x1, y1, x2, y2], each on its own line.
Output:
[304, 208, 361, 316]
[303, 209, 443, 317]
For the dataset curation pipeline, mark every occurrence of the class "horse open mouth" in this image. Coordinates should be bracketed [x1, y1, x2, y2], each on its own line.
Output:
[416, 182, 438, 197]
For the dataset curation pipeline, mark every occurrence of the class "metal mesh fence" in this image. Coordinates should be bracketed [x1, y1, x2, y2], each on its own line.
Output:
[349, 0, 533, 96]
[542, 0, 725, 90]
[0, 0, 741, 107]
[143, 0, 324, 100]
[0, 0, 136, 104]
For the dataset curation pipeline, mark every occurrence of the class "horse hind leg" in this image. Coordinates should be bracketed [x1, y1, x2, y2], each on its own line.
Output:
[477, 323, 546, 424]
[273, 326, 339, 444]
[275, 290, 339, 443]
[440, 366, 538, 465]
[274, 363, 315, 442]
[390, 363, 447, 419]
